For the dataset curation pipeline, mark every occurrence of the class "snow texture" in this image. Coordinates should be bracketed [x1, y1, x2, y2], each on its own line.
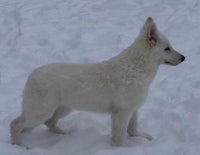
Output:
[0, 0, 199, 154]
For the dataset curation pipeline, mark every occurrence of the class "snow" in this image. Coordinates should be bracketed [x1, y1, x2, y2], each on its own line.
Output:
[0, 0, 199, 154]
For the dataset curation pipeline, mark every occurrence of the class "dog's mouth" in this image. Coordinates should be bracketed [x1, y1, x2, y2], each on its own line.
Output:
[164, 61, 180, 66]
[164, 61, 175, 66]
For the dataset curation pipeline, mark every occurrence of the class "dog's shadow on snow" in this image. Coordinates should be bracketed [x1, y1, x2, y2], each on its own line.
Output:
[21, 112, 110, 154]
[22, 127, 111, 155]
[22, 112, 152, 155]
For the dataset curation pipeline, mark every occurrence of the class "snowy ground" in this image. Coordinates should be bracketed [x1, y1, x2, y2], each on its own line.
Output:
[0, 0, 200, 154]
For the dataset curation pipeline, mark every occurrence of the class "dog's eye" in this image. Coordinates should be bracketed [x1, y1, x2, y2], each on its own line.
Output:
[164, 47, 170, 51]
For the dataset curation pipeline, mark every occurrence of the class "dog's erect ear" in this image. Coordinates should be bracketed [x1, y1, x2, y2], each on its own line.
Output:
[142, 17, 158, 46]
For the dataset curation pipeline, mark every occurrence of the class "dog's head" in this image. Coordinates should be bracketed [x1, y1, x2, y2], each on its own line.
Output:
[139, 17, 185, 66]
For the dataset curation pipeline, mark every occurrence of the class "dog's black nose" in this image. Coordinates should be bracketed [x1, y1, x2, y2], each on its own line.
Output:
[181, 56, 185, 62]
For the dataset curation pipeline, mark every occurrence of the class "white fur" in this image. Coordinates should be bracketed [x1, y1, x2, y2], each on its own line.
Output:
[10, 17, 185, 147]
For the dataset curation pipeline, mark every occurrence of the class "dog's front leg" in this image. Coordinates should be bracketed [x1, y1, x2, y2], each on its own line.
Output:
[111, 109, 132, 146]
[127, 111, 153, 141]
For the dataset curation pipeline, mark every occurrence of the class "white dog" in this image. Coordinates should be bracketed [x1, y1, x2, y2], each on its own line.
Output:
[10, 17, 185, 147]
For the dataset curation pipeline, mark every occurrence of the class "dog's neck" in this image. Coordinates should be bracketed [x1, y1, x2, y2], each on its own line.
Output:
[108, 43, 159, 86]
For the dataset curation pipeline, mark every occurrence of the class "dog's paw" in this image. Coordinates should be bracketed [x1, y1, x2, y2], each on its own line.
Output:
[138, 132, 153, 141]
[49, 127, 71, 135]
[128, 130, 153, 141]
[111, 139, 123, 147]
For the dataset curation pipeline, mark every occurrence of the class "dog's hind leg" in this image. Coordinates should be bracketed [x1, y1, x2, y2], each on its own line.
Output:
[10, 115, 26, 146]
[127, 111, 153, 141]
[45, 106, 71, 134]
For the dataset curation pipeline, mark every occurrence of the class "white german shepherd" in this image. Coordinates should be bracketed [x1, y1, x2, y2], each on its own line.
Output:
[10, 17, 185, 147]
